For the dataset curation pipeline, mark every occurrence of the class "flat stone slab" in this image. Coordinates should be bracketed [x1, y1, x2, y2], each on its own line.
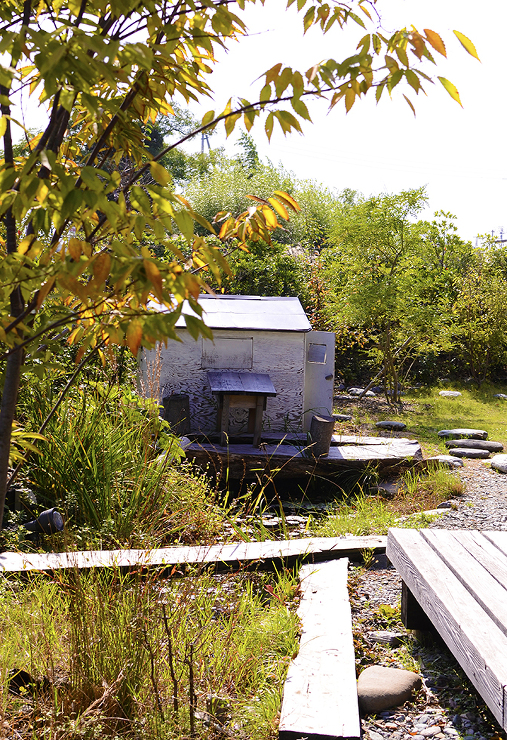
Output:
[439, 391, 462, 397]
[493, 394, 507, 399]
[491, 454, 507, 473]
[333, 414, 352, 422]
[438, 429, 488, 440]
[425, 455, 464, 469]
[450, 448, 490, 459]
[357, 665, 422, 713]
[279, 559, 360, 739]
[446, 439, 503, 452]
[376, 421, 407, 431]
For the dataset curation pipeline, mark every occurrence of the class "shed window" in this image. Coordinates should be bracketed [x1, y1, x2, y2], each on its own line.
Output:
[202, 337, 253, 369]
[308, 343, 327, 364]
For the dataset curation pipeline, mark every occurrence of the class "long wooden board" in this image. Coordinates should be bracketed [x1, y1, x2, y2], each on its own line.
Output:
[387, 528, 507, 729]
[279, 559, 361, 740]
[0, 535, 386, 575]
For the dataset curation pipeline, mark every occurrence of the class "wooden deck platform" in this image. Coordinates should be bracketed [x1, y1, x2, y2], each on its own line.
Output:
[279, 559, 360, 740]
[185, 435, 423, 480]
[0, 535, 386, 575]
[387, 528, 507, 731]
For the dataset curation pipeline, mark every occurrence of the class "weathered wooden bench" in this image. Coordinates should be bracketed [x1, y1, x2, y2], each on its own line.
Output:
[279, 559, 361, 740]
[387, 528, 507, 731]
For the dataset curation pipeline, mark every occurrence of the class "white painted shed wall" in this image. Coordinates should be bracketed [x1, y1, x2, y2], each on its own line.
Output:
[144, 328, 306, 433]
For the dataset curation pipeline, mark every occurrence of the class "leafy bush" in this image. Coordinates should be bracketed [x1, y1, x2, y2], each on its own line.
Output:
[16, 381, 222, 549]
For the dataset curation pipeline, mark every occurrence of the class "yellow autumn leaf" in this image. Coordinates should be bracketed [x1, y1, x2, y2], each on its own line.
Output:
[454, 31, 480, 61]
[68, 238, 82, 261]
[92, 253, 111, 285]
[126, 319, 143, 356]
[143, 259, 163, 299]
[438, 77, 462, 107]
[424, 29, 446, 57]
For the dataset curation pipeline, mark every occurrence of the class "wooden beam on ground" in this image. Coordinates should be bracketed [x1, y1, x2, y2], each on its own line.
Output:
[387, 528, 507, 730]
[279, 559, 361, 740]
[0, 535, 386, 576]
[185, 438, 423, 480]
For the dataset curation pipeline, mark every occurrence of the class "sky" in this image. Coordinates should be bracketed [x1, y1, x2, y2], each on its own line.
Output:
[14, 0, 506, 243]
[185, 0, 507, 244]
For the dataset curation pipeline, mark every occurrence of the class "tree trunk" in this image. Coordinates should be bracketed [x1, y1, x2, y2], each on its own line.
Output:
[0, 348, 23, 528]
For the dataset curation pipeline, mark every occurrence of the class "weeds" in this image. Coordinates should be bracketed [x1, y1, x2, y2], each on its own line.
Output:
[0, 566, 300, 740]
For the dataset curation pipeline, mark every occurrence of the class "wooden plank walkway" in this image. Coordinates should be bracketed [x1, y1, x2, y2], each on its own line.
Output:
[279, 559, 361, 740]
[0, 535, 386, 575]
[387, 528, 507, 731]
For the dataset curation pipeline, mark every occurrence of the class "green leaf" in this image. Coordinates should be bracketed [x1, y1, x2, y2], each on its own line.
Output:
[454, 30, 480, 61]
[438, 77, 462, 107]
[201, 109, 216, 127]
[150, 161, 172, 186]
[265, 112, 274, 141]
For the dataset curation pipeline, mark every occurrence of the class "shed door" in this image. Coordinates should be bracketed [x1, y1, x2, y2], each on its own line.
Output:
[303, 331, 335, 430]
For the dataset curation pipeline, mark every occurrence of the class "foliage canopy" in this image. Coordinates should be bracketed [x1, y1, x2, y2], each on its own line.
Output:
[0, 0, 478, 526]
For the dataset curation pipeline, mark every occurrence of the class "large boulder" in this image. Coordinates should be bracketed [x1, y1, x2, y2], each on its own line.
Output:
[357, 665, 422, 713]
[491, 454, 507, 473]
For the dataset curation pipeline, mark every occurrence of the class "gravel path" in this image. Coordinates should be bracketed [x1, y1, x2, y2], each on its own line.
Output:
[356, 461, 507, 740]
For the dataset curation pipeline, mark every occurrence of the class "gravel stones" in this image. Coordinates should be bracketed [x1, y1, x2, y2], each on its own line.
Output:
[437, 429, 488, 440]
[445, 439, 503, 452]
[438, 391, 462, 398]
[491, 454, 507, 473]
[376, 421, 407, 431]
[358, 665, 422, 713]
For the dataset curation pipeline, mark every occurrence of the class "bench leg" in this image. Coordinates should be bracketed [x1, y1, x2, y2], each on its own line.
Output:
[401, 581, 435, 632]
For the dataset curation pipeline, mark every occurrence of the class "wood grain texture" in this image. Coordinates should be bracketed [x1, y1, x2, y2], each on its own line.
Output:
[185, 439, 423, 480]
[387, 528, 507, 729]
[0, 535, 386, 575]
[279, 559, 361, 740]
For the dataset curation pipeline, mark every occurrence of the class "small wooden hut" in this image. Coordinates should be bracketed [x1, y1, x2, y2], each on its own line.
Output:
[141, 295, 335, 434]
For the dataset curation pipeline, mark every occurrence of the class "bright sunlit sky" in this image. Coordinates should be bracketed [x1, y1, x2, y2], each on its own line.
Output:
[15, 0, 507, 243]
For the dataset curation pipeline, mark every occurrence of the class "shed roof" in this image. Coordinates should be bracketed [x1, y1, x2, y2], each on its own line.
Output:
[175, 295, 312, 332]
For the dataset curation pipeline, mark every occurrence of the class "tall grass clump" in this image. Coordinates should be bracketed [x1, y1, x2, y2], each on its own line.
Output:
[0, 566, 299, 739]
[15, 380, 222, 550]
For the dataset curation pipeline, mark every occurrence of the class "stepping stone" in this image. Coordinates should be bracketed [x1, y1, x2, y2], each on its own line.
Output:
[367, 631, 404, 647]
[438, 428, 488, 440]
[493, 394, 507, 399]
[357, 665, 422, 713]
[439, 391, 462, 397]
[446, 439, 503, 452]
[376, 421, 407, 431]
[449, 448, 490, 459]
[491, 454, 507, 473]
[347, 388, 376, 397]
[333, 414, 352, 422]
[425, 455, 464, 469]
